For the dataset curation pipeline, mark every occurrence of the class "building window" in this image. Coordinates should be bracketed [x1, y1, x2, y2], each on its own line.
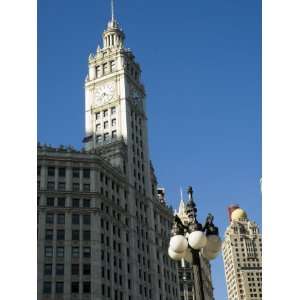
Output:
[83, 264, 91, 275]
[111, 60, 116, 71]
[103, 109, 108, 117]
[111, 106, 116, 114]
[48, 167, 55, 177]
[96, 124, 101, 131]
[83, 199, 91, 208]
[83, 247, 91, 258]
[58, 182, 65, 191]
[45, 229, 53, 240]
[96, 65, 101, 78]
[112, 118, 116, 126]
[83, 168, 90, 178]
[57, 214, 65, 224]
[72, 230, 80, 241]
[58, 167, 66, 177]
[104, 121, 109, 129]
[72, 198, 80, 208]
[83, 215, 91, 225]
[57, 197, 65, 207]
[71, 282, 79, 294]
[83, 281, 91, 293]
[103, 63, 108, 74]
[73, 183, 80, 191]
[104, 133, 109, 142]
[46, 213, 54, 224]
[56, 282, 64, 294]
[57, 230, 65, 240]
[47, 181, 55, 191]
[83, 230, 91, 241]
[112, 130, 117, 139]
[72, 264, 79, 275]
[44, 264, 52, 275]
[37, 166, 41, 176]
[45, 246, 53, 257]
[56, 247, 64, 257]
[96, 112, 100, 120]
[96, 134, 102, 143]
[72, 214, 80, 225]
[43, 282, 52, 294]
[72, 168, 80, 178]
[83, 184, 90, 192]
[56, 264, 64, 276]
[72, 247, 79, 257]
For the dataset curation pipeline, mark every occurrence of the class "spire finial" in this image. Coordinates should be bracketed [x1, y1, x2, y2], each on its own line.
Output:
[111, 0, 115, 21]
[180, 186, 183, 201]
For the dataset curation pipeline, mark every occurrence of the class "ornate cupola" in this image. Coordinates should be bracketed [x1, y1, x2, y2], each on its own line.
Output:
[102, 0, 125, 49]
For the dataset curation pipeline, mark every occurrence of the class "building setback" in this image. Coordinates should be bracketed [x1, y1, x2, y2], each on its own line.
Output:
[222, 206, 262, 300]
[37, 7, 180, 300]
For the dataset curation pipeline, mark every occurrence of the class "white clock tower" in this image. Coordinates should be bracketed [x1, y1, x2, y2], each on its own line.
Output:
[84, 2, 151, 197]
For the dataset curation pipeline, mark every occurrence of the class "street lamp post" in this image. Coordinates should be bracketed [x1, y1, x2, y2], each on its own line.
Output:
[168, 187, 222, 300]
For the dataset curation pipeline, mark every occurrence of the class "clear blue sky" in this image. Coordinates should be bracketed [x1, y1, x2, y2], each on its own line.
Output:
[38, 1, 261, 299]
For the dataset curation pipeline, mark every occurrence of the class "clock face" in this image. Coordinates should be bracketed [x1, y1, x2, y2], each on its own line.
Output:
[95, 83, 115, 104]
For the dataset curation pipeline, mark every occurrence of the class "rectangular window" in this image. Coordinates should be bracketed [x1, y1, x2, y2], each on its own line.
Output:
[83, 184, 90, 192]
[83, 215, 91, 225]
[104, 121, 109, 129]
[72, 247, 79, 257]
[83, 168, 90, 178]
[44, 264, 52, 275]
[57, 197, 65, 207]
[72, 198, 80, 208]
[47, 181, 55, 191]
[43, 282, 52, 294]
[46, 213, 54, 224]
[45, 229, 53, 240]
[111, 118, 116, 126]
[72, 214, 80, 225]
[111, 60, 116, 71]
[71, 282, 79, 294]
[83, 230, 91, 241]
[72, 168, 80, 178]
[112, 130, 117, 139]
[72, 230, 80, 241]
[83, 264, 91, 275]
[58, 167, 66, 177]
[72, 264, 79, 275]
[83, 247, 91, 258]
[104, 133, 109, 141]
[96, 112, 101, 120]
[73, 183, 80, 191]
[111, 106, 116, 114]
[96, 134, 102, 143]
[103, 109, 108, 117]
[56, 247, 64, 257]
[57, 214, 65, 224]
[57, 230, 65, 240]
[83, 281, 91, 294]
[58, 182, 65, 191]
[96, 124, 101, 131]
[48, 167, 55, 177]
[37, 166, 41, 176]
[56, 264, 64, 276]
[96, 65, 101, 78]
[103, 63, 108, 74]
[45, 246, 53, 257]
[56, 282, 64, 294]
[83, 199, 90, 208]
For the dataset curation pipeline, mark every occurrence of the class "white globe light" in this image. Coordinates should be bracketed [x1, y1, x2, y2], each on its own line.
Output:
[202, 247, 219, 260]
[205, 235, 222, 253]
[188, 231, 207, 250]
[170, 235, 188, 253]
[168, 247, 185, 261]
[183, 248, 193, 263]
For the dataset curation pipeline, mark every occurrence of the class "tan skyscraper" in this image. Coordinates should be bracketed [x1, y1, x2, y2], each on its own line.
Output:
[222, 206, 262, 300]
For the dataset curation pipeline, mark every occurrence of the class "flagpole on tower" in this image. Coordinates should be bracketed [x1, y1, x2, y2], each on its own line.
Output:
[111, 0, 115, 21]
